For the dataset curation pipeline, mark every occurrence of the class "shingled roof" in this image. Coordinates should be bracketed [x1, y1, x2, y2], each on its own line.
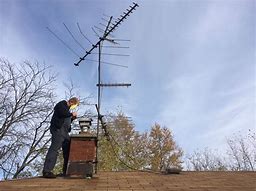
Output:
[0, 171, 255, 191]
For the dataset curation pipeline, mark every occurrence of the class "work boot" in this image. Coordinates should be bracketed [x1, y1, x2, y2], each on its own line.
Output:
[56, 173, 67, 177]
[43, 171, 56, 178]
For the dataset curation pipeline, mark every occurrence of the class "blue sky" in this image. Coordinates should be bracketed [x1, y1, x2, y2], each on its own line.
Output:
[0, 0, 255, 155]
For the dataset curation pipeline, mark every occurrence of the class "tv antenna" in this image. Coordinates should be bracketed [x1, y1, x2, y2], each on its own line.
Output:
[75, 2, 138, 173]
[47, 2, 139, 174]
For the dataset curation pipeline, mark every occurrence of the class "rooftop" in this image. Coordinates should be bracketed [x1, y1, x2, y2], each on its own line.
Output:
[0, 171, 255, 191]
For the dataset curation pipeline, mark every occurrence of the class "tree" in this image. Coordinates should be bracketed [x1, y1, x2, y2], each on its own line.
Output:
[187, 148, 227, 171]
[98, 112, 147, 171]
[147, 124, 183, 171]
[227, 131, 255, 171]
[0, 58, 56, 179]
[186, 130, 256, 171]
[98, 116, 183, 172]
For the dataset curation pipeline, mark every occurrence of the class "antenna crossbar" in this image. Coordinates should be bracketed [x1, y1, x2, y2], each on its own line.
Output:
[96, 83, 131, 87]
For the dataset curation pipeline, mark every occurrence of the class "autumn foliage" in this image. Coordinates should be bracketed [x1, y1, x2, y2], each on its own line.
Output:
[98, 113, 183, 171]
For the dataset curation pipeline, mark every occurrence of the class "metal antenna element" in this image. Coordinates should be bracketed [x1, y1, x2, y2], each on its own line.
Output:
[95, 25, 115, 38]
[92, 27, 100, 37]
[84, 59, 128, 68]
[90, 52, 129, 56]
[74, 2, 139, 66]
[63, 23, 86, 51]
[102, 46, 129, 49]
[97, 83, 131, 87]
[103, 16, 113, 34]
[46, 27, 80, 57]
[77, 22, 94, 45]
[101, 17, 111, 23]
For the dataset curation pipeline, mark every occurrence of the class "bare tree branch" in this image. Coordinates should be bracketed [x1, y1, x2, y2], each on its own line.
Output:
[0, 58, 56, 179]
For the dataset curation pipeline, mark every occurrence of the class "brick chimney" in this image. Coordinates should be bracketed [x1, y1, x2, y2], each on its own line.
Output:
[66, 118, 97, 178]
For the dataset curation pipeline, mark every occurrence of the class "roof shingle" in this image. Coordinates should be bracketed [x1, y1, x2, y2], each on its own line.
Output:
[0, 171, 255, 191]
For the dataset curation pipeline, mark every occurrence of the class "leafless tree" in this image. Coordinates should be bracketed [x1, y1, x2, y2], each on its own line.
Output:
[227, 131, 255, 171]
[187, 148, 227, 171]
[186, 130, 255, 171]
[0, 58, 56, 179]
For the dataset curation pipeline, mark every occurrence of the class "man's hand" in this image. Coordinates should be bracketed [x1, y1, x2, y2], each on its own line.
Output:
[72, 112, 77, 118]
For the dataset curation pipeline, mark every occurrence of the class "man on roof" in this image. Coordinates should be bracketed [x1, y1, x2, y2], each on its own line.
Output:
[43, 97, 79, 178]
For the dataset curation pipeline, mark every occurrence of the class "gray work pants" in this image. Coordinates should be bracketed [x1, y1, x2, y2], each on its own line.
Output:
[43, 117, 71, 174]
